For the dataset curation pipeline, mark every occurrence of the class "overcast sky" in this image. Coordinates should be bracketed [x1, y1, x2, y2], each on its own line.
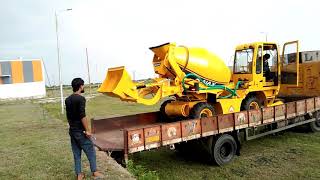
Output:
[0, 0, 319, 85]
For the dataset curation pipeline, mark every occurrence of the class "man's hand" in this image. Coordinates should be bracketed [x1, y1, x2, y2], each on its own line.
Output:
[83, 131, 92, 138]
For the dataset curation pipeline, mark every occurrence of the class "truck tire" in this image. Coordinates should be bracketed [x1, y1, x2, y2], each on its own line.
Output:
[190, 102, 215, 118]
[211, 134, 237, 166]
[241, 96, 262, 111]
[309, 110, 320, 132]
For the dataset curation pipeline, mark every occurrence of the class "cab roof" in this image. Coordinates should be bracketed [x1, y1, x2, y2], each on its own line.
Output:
[235, 42, 277, 50]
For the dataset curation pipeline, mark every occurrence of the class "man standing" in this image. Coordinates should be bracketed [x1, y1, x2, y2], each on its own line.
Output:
[65, 78, 104, 180]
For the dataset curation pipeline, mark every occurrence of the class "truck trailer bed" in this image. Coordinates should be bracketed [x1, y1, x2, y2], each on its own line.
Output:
[92, 112, 161, 151]
[92, 97, 320, 163]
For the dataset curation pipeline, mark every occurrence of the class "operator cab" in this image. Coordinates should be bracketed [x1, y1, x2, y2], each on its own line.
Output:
[232, 42, 280, 88]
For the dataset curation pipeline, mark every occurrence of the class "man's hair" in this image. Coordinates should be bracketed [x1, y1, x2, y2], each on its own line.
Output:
[263, 54, 270, 60]
[71, 78, 84, 92]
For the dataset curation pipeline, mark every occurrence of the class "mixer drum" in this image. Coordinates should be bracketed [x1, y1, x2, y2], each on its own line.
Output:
[151, 43, 231, 85]
[173, 46, 231, 84]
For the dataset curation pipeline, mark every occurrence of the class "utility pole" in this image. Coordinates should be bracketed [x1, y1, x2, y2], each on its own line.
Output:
[55, 8, 72, 114]
[86, 48, 92, 95]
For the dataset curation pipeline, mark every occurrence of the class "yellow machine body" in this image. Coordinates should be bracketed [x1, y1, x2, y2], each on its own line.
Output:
[151, 43, 231, 84]
[99, 41, 303, 117]
[280, 56, 320, 97]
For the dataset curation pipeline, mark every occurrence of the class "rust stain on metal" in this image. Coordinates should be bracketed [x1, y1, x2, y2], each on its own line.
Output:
[249, 109, 262, 126]
[275, 104, 286, 121]
[234, 111, 248, 129]
[315, 97, 320, 110]
[181, 119, 201, 141]
[218, 114, 234, 133]
[92, 112, 160, 152]
[262, 106, 274, 124]
[296, 100, 306, 115]
[161, 122, 182, 145]
[286, 102, 296, 119]
[201, 116, 218, 137]
[306, 98, 315, 113]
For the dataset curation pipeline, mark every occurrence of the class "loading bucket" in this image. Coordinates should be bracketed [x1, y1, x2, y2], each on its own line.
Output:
[98, 66, 138, 101]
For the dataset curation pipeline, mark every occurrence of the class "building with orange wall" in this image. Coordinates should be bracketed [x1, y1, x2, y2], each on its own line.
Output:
[0, 59, 46, 99]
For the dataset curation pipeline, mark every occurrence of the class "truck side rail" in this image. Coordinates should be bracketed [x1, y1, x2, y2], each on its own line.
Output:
[123, 97, 320, 154]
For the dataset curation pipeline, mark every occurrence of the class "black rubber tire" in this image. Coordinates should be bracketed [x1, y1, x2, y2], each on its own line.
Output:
[309, 110, 320, 132]
[241, 96, 262, 111]
[211, 134, 237, 166]
[160, 99, 174, 122]
[190, 102, 215, 119]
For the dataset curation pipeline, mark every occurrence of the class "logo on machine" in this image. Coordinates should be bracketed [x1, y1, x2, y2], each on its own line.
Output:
[203, 79, 216, 86]
[167, 127, 177, 137]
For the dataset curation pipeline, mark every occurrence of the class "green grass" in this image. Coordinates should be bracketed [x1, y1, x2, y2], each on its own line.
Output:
[0, 102, 74, 179]
[131, 132, 320, 180]
[0, 99, 134, 179]
[41, 94, 320, 180]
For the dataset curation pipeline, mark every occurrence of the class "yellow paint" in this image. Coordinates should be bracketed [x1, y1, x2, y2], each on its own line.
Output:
[269, 100, 284, 106]
[165, 101, 190, 117]
[145, 136, 160, 143]
[32, 60, 43, 82]
[98, 41, 303, 117]
[11, 61, 24, 83]
[280, 60, 320, 97]
[216, 98, 243, 114]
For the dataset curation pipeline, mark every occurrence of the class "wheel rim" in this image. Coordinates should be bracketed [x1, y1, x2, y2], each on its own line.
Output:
[220, 142, 232, 158]
[200, 108, 213, 117]
[249, 101, 259, 110]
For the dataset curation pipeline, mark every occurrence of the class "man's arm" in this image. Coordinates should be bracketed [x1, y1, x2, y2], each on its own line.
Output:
[79, 97, 92, 137]
[81, 117, 91, 134]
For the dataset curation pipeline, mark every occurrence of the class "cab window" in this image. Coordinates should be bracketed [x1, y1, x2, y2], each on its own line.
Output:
[234, 48, 253, 74]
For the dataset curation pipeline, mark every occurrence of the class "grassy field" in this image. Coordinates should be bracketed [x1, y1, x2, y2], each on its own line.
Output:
[0, 100, 134, 180]
[41, 93, 320, 180]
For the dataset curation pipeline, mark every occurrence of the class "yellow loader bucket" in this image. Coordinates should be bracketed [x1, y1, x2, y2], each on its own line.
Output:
[98, 66, 138, 101]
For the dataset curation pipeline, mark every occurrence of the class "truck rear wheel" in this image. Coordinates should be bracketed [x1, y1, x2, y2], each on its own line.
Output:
[211, 134, 237, 166]
[241, 96, 262, 111]
[309, 110, 320, 132]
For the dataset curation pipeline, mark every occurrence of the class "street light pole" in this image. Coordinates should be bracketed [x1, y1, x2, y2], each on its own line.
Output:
[260, 32, 268, 42]
[85, 48, 92, 95]
[55, 9, 72, 114]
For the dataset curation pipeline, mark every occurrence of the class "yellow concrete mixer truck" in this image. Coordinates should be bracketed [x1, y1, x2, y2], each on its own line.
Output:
[92, 40, 320, 166]
[98, 41, 300, 118]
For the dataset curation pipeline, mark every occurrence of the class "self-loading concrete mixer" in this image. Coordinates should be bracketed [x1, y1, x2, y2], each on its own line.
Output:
[98, 41, 301, 119]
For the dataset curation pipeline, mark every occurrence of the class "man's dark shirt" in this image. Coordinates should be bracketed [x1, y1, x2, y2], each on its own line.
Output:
[65, 94, 86, 132]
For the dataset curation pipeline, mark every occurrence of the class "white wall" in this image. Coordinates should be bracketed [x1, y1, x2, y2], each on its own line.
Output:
[0, 59, 46, 99]
[0, 81, 46, 99]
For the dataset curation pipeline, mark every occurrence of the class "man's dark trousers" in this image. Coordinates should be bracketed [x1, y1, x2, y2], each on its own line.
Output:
[69, 131, 97, 175]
